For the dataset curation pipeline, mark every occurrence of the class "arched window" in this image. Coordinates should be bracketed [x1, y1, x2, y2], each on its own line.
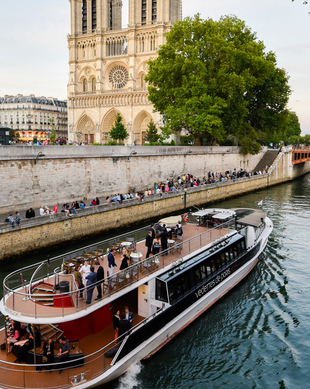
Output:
[91, 78, 96, 92]
[83, 79, 87, 92]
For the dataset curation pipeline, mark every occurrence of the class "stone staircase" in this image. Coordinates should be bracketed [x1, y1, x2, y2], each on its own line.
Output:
[253, 149, 279, 172]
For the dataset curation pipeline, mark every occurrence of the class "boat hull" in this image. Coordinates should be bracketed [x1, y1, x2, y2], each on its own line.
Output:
[80, 218, 272, 388]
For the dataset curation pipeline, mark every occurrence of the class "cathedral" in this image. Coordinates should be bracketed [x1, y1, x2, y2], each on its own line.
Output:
[67, 0, 182, 144]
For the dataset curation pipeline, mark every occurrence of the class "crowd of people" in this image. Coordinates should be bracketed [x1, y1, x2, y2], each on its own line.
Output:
[3, 166, 270, 226]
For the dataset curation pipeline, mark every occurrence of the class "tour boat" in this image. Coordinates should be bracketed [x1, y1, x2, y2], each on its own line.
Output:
[0, 208, 273, 388]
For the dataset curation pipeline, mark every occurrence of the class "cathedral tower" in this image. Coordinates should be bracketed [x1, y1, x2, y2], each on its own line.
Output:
[68, 0, 182, 144]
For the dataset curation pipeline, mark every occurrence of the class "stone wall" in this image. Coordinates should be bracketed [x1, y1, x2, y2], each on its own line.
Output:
[0, 145, 266, 214]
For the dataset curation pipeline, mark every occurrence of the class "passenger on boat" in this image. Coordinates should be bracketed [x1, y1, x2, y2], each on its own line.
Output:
[80, 260, 91, 286]
[43, 338, 54, 371]
[120, 254, 129, 270]
[57, 336, 70, 375]
[152, 233, 161, 255]
[74, 266, 84, 298]
[145, 230, 153, 258]
[113, 310, 121, 340]
[108, 249, 117, 276]
[155, 221, 163, 232]
[149, 224, 156, 239]
[85, 266, 97, 304]
[95, 261, 104, 300]
[123, 306, 136, 328]
[160, 227, 168, 253]
[6, 320, 20, 352]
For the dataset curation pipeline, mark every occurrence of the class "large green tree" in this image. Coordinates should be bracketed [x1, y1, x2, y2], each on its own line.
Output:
[109, 113, 129, 143]
[146, 15, 291, 154]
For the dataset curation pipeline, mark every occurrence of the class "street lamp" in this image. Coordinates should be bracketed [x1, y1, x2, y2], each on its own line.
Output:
[34, 152, 45, 165]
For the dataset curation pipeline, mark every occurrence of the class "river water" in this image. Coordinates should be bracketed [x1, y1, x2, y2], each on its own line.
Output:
[1, 175, 310, 389]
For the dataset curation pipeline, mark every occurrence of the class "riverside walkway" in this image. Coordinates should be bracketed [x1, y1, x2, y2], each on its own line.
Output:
[0, 174, 267, 234]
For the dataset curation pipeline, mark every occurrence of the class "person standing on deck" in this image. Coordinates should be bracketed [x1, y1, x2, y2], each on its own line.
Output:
[85, 266, 97, 304]
[108, 248, 117, 276]
[145, 230, 153, 258]
[95, 261, 104, 300]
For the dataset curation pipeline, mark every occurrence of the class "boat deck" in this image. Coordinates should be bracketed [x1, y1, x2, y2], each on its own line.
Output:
[3, 224, 230, 320]
[0, 223, 231, 388]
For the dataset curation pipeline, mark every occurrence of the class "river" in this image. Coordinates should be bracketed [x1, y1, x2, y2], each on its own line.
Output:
[1, 175, 310, 389]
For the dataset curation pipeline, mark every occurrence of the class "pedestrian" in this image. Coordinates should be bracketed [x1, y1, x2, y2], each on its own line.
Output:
[108, 248, 117, 276]
[15, 212, 21, 227]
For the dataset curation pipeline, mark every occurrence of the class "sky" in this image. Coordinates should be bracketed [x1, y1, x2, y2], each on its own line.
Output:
[0, 0, 309, 134]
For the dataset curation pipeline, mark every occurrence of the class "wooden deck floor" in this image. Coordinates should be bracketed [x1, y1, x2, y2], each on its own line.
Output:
[4, 224, 229, 319]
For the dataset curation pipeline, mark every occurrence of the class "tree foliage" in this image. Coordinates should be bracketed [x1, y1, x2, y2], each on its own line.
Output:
[146, 15, 292, 154]
[144, 119, 161, 143]
[109, 113, 129, 143]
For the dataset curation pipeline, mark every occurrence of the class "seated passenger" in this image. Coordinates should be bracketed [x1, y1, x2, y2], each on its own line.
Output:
[57, 336, 70, 375]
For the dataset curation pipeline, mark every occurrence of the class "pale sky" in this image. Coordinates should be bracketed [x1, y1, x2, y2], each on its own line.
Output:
[0, 0, 309, 134]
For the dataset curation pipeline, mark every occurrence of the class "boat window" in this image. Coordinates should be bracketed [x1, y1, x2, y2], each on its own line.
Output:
[220, 252, 226, 265]
[233, 246, 238, 258]
[183, 275, 190, 294]
[206, 265, 211, 276]
[189, 269, 196, 288]
[175, 280, 183, 299]
[195, 267, 202, 283]
[229, 248, 235, 260]
[200, 265, 207, 280]
[210, 258, 216, 273]
[225, 251, 230, 263]
[156, 279, 168, 303]
[241, 240, 245, 251]
[168, 283, 176, 303]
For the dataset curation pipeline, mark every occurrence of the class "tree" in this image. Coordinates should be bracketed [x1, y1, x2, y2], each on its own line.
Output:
[144, 119, 161, 143]
[109, 113, 129, 144]
[146, 15, 291, 154]
[49, 119, 57, 145]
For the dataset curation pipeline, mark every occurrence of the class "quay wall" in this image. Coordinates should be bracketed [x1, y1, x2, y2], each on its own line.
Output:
[0, 145, 266, 214]
[1, 146, 310, 261]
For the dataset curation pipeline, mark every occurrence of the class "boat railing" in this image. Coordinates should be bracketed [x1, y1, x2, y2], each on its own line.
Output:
[0, 308, 165, 389]
[2, 220, 234, 319]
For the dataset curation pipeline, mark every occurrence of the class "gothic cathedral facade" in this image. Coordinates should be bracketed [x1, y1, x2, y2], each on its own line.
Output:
[67, 0, 182, 144]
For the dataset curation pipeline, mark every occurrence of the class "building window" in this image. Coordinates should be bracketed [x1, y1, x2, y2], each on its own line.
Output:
[141, 0, 146, 25]
[82, 0, 87, 33]
[91, 78, 96, 92]
[92, 0, 97, 31]
[152, 0, 157, 23]
[83, 79, 88, 92]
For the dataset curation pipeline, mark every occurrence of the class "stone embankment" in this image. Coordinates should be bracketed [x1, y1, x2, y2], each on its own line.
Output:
[0, 146, 309, 261]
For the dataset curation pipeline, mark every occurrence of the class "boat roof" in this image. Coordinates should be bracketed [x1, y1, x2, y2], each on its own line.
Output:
[233, 208, 266, 227]
[159, 215, 182, 227]
[192, 209, 236, 218]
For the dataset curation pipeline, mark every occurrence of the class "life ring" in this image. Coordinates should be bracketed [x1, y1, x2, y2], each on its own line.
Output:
[182, 213, 189, 223]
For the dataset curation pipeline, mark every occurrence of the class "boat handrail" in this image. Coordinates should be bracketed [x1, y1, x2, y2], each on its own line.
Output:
[28, 261, 46, 299]
[2, 223, 153, 293]
[0, 306, 165, 374]
[2, 219, 237, 318]
[111, 334, 129, 366]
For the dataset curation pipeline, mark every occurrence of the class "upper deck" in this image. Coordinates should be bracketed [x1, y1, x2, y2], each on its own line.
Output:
[1, 219, 233, 324]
